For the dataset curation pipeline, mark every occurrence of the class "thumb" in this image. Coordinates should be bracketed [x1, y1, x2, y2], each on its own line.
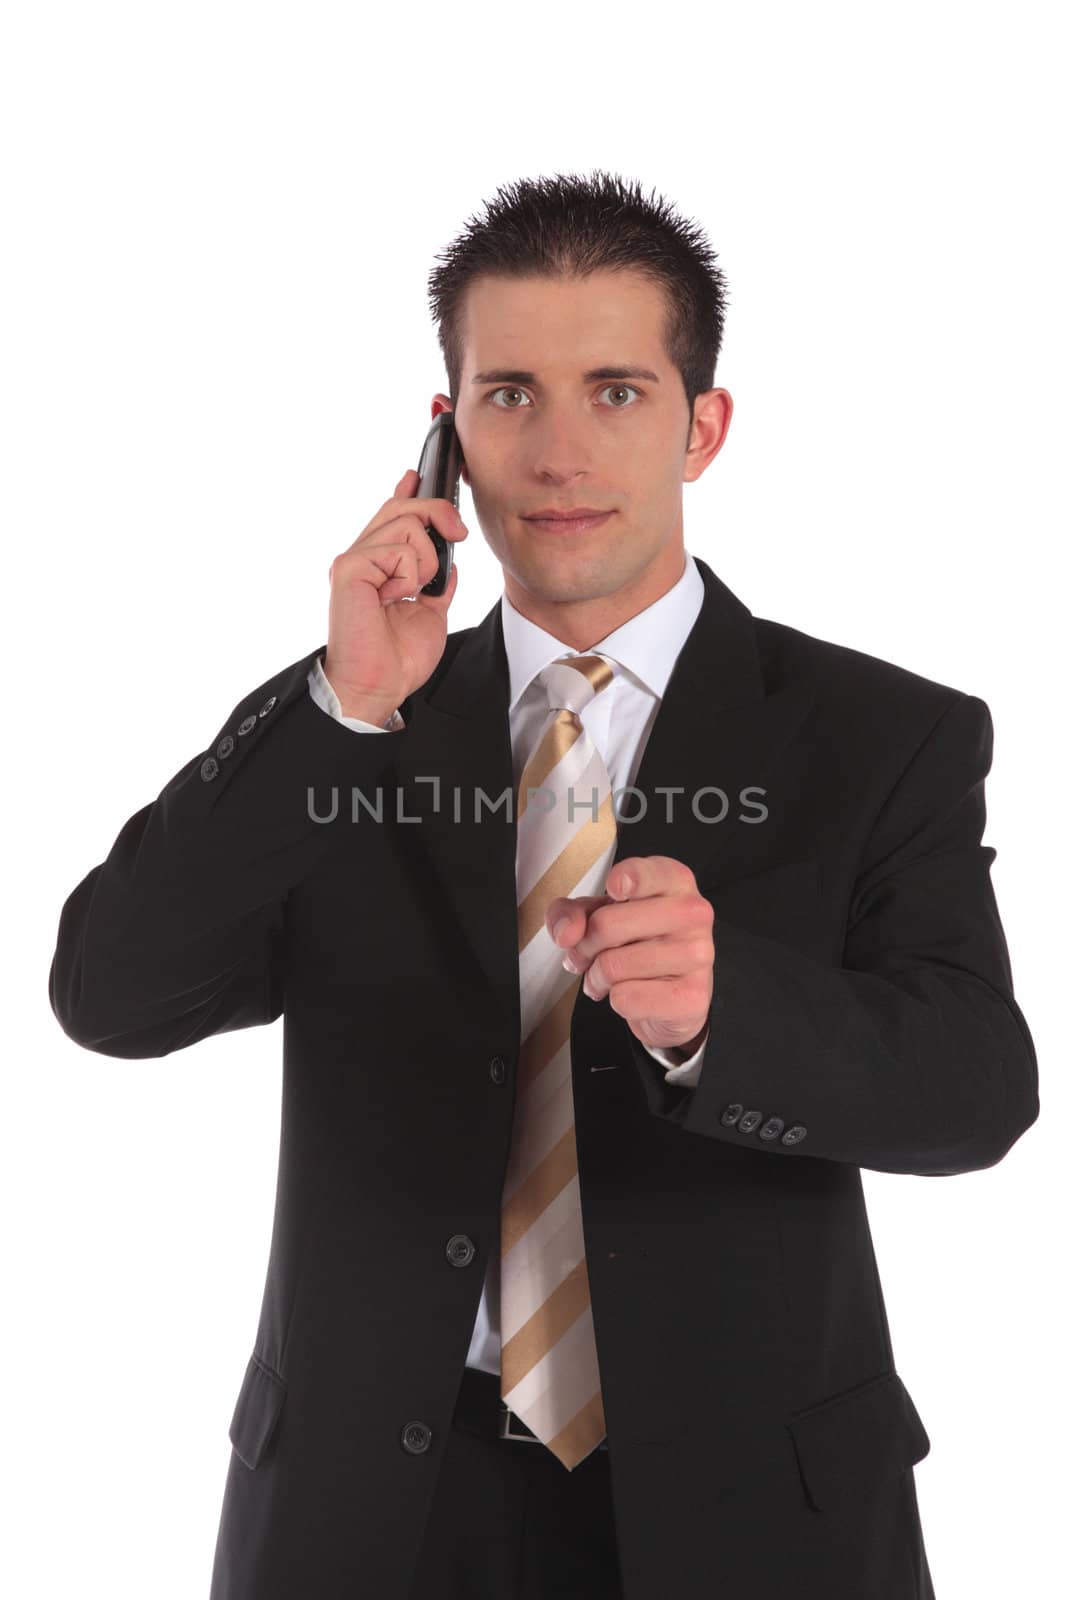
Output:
[547, 895, 604, 945]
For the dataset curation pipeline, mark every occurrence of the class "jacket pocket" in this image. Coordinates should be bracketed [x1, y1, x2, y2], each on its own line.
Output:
[786, 1370, 930, 1511]
[228, 1351, 287, 1470]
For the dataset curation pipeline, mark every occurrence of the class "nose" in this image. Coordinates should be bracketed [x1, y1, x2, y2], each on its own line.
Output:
[529, 414, 596, 485]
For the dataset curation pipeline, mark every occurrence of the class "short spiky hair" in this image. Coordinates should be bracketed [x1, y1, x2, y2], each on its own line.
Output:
[427, 170, 729, 428]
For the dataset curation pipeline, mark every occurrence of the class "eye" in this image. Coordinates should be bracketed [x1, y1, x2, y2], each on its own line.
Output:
[486, 383, 643, 409]
[599, 383, 641, 407]
[487, 387, 532, 408]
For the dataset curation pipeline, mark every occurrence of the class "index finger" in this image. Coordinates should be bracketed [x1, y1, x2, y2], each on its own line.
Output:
[395, 468, 464, 513]
[358, 486, 466, 549]
[605, 856, 696, 902]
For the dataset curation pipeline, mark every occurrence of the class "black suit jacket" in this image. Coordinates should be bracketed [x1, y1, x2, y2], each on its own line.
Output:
[49, 555, 1039, 1599]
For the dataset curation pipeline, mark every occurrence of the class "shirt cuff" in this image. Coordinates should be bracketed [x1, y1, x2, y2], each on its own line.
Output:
[308, 656, 405, 731]
[646, 1030, 708, 1088]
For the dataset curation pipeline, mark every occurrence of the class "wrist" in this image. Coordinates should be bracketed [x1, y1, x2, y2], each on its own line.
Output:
[340, 700, 398, 726]
[320, 659, 400, 727]
[339, 700, 400, 729]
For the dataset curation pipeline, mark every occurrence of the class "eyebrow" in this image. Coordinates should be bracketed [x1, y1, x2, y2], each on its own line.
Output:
[471, 365, 660, 385]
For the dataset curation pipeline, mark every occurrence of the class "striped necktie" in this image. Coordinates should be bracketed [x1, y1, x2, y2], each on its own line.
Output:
[500, 652, 617, 1470]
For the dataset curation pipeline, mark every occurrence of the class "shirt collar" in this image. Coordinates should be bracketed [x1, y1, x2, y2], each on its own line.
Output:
[500, 546, 705, 713]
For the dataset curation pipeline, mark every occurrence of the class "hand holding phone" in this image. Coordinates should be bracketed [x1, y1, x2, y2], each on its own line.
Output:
[322, 427, 467, 725]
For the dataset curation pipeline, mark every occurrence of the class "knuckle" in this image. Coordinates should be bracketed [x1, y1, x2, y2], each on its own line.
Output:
[672, 974, 696, 1006]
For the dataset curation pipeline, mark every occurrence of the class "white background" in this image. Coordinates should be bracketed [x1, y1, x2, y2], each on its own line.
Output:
[6, 1, 1060, 1593]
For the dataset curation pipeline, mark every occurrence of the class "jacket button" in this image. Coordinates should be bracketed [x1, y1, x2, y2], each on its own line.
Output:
[200, 756, 220, 782]
[401, 1422, 432, 1454]
[781, 1124, 808, 1146]
[759, 1116, 785, 1141]
[237, 715, 258, 737]
[720, 1103, 744, 1126]
[216, 734, 236, 759]
[445, 1234, 475, 1267]
[258, 696, 278, 718]
[738, 1109, 764, 1133]
[489, 1056, 508, 1085]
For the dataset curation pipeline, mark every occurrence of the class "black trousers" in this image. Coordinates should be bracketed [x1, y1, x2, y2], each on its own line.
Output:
[408, 1365, 624, 1599]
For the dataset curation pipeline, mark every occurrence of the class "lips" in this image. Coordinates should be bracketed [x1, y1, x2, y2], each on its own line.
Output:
[523, 511, 615, 534]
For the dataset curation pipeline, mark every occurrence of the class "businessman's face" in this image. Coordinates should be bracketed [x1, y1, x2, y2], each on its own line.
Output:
[431, 268, 731, 649]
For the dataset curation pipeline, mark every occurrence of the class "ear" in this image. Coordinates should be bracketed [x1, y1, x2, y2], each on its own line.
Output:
[684, 388, 733, 482]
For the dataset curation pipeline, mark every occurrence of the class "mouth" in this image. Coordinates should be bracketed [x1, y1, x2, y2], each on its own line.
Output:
[521, 511, 615, 535]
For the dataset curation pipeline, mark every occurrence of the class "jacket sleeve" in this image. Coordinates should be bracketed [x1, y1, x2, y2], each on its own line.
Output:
[48, 643, 407, 1059]
[626, 691, 1040, 1175]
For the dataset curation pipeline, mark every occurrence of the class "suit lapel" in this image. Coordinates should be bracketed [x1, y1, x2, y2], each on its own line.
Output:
[385, 555, 815, 1036]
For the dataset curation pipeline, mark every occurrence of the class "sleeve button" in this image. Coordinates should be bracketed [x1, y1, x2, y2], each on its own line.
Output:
[401, 1422, 432, 1454]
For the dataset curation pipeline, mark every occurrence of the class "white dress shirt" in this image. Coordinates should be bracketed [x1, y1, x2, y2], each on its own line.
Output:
[307, 547, 712, 1374]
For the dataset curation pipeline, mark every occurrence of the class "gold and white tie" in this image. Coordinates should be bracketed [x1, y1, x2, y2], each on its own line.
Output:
[500, 652, 618, 1470]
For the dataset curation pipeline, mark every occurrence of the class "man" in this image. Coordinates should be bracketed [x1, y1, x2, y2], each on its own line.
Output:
[49, 172, 1039, 1599]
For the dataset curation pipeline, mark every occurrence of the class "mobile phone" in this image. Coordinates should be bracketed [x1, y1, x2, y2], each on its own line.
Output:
[415, 411, 465, 596]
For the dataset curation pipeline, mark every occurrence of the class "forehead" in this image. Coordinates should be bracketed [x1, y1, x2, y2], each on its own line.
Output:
[460, 269, 669, 368]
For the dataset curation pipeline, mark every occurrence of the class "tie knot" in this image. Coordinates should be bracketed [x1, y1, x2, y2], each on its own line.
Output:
[540, 653, 614, 717]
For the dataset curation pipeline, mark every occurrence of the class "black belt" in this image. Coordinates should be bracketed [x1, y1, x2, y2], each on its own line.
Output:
[456, 1365, 609, 1451]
